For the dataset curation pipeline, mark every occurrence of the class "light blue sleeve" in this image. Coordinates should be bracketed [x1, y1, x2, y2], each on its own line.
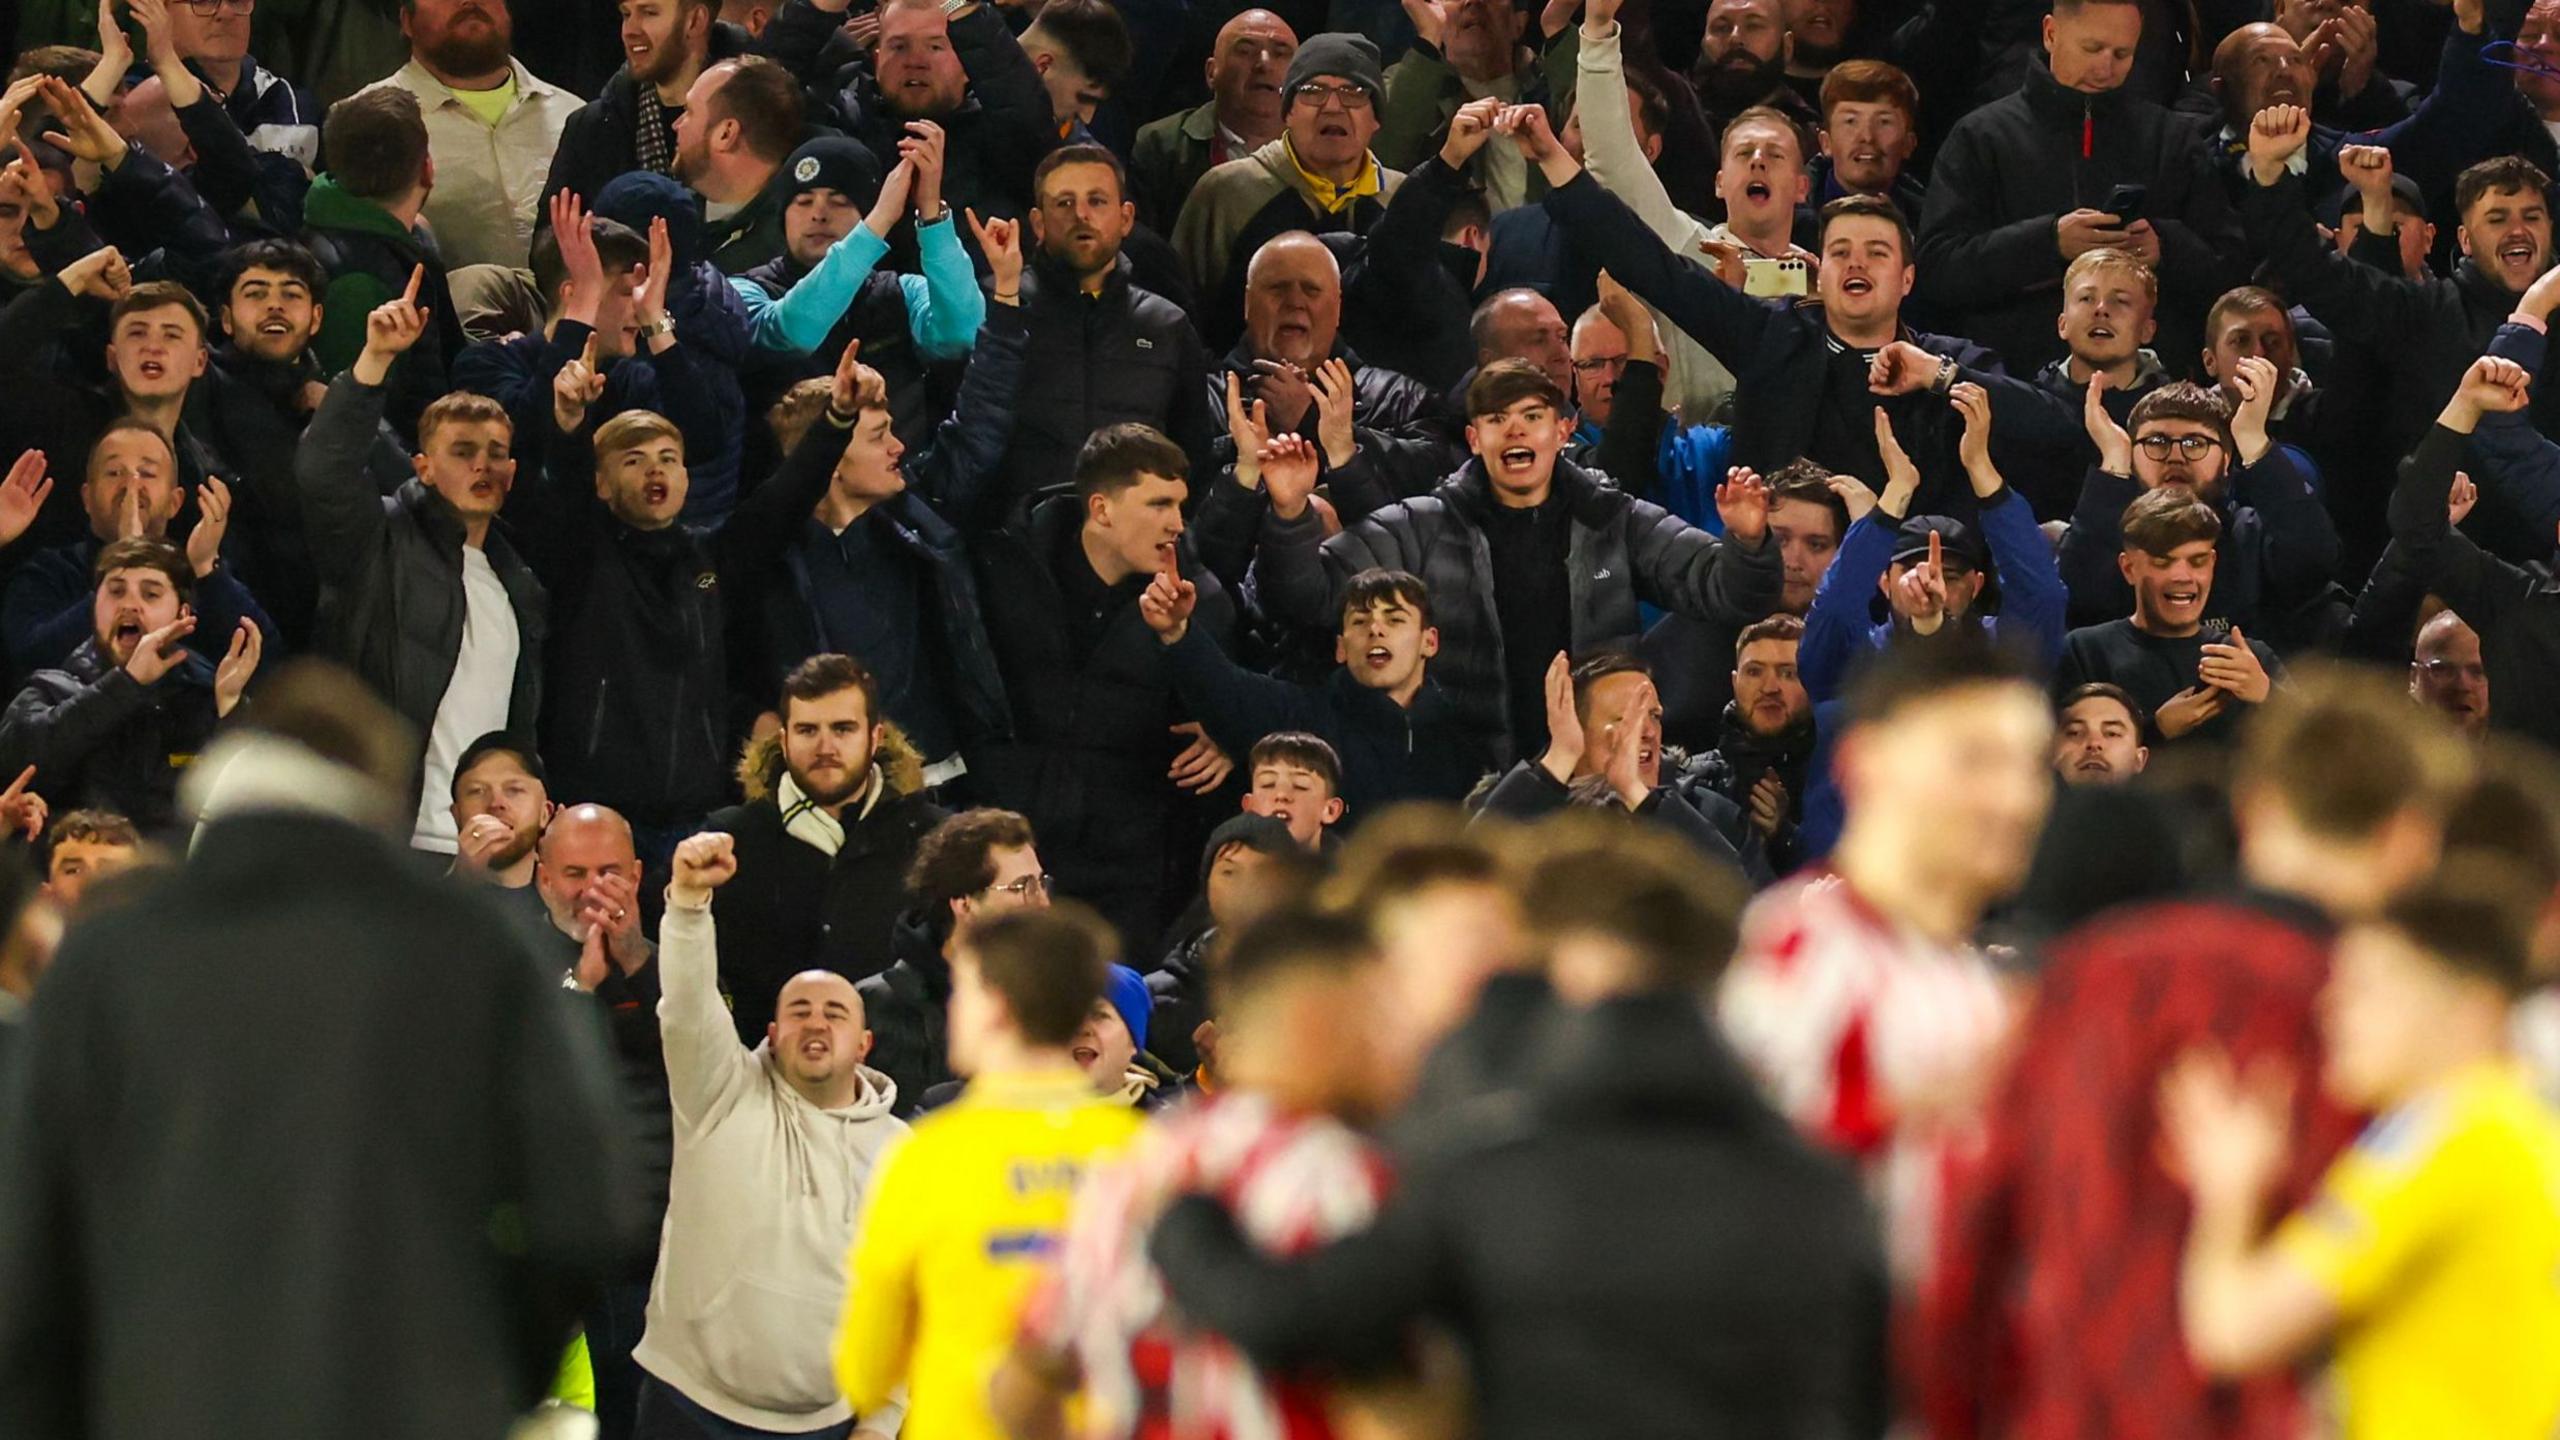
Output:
[903, 214, 986, 362]
[746, 225, 894, 355]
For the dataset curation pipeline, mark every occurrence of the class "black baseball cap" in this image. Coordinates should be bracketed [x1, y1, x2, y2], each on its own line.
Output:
[450, 731, 546, 799]
[1890, 515, 1987, 571]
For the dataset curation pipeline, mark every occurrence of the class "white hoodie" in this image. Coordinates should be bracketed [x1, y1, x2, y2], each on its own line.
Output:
[633, 904, 910, 1434]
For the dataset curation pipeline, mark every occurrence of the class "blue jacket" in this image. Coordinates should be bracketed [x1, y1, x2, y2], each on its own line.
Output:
[728, 213, 983, 361]
[2469, 320, 2560, 551]
[1800, 486, 2070, 705]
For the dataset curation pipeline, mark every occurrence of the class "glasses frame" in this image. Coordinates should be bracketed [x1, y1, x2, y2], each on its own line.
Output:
[2133, 432, 2222, 460]
[1292, 82, 1374, 112]
[183, 0, 257, 15]
[987, 873, 1057, 900]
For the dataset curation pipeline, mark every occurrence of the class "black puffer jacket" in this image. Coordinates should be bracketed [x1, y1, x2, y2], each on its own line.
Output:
[1200, 341, 1452, 519]
[702, 726, 947, 1042]
[1257, 457, 1784, 764]
[0, 641, 222, 838]
[856, 909, 955, 1121]
[296, 375, 547, 770]
[986, 254, 1214, 530]
[517, 384, 838, 829]
[1916, 61, 2238, 375]
[967, 496, 1239, 948]
[1151, 993, 1890, 1440]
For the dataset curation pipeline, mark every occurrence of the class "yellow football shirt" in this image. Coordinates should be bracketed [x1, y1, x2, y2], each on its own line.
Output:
[2274, 1061, 2560, 1440]
[834, 1067, 1143, 1440]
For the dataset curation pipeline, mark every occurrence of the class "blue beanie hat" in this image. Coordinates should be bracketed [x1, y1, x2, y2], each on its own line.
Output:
[1101, 963, 1151, 1053]
[594, 171, 704, 278]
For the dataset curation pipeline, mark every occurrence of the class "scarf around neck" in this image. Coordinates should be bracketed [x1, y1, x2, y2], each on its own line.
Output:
[1284, 134, 1381, 214]
[778, 766, 883, 858]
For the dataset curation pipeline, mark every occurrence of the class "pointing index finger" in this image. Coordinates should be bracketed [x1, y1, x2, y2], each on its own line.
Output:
[1927, 530, 1942, 572]
[402, 263, 423, 309]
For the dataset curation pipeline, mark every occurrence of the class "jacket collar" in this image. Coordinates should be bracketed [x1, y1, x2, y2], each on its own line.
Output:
[2455, 257, 2523, 313]
[1028, 248, 1132, 300]
[1442, 453, 1610, 525]
[391, 56, 569, 111]
[2020, 62, 2127, 124]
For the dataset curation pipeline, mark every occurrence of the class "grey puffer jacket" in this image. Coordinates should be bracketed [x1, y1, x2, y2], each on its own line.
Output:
[1256, 457, 1784, 763]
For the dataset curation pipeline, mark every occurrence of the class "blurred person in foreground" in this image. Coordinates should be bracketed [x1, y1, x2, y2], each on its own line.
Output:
[0, 661, 632, 1440]
[1148, 815, 1888, 1439]
[1920, 669, 2473, 1440]
[2161, 868, 2560, 1440]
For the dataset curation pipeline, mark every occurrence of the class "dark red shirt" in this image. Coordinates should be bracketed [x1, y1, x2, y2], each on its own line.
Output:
[1916, 892, 2364, 1440]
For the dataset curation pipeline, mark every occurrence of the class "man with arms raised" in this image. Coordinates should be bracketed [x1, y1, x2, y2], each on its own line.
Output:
[632, 831, 907, 1440]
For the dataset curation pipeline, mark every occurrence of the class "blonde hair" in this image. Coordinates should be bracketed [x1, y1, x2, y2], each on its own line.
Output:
[2063, 246, 2158, 306]
[764, 365, 891, 454]
[419, 391, 512, 448]
[591, 409, 685, 463]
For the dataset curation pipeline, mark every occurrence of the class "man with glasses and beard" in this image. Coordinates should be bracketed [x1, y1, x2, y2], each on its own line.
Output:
[703, 654, 947, 1044]
[362, 0, 579, 270]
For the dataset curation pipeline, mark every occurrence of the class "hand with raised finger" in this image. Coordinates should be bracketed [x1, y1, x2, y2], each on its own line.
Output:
[1312, 357, 1358, 469]
[186, 474, 231, 579]
[827, 336, 867, 415]
[123, 612, 197, 684]
[0, 764, 43, 843]
[965, 208, 1023, 298]
[213, 617, 260, 717]
[554, 335, 605, 434]
[0, 450, 54, 549]
[668, 831, 739, 909]
[1139, 554, 1198, 643]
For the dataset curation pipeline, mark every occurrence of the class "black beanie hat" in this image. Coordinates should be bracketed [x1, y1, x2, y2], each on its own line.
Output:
[775, 135, 885, 210]
[1284, 32, 1387, 111]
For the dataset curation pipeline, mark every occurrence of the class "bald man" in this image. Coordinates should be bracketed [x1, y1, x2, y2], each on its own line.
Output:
[533, 801, 671, 1437]
[1471, 288, 1575, 403]
[1131, 9, 1300, 229]
[1207, 230, 1449, 515]
[633, 832, 909, 1439]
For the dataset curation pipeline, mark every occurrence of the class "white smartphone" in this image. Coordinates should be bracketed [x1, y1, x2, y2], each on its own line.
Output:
[1742, 255, 1811, 298]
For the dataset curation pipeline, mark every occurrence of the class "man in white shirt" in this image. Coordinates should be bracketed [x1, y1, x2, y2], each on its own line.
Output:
[361, 0, 578, 270]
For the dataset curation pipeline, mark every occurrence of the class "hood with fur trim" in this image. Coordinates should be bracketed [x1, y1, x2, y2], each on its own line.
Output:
[736, 720, 927, 805]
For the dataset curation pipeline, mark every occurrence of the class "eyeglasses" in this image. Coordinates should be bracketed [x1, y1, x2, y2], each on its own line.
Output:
[2134, 432, 2222, 460]
[987, 873, 1056, 899]
[1570, 355, 1629, 375]
[2418, 659, 2488, 683]
[183, 0, 256, 14]
[1292, 83, 1373, 111]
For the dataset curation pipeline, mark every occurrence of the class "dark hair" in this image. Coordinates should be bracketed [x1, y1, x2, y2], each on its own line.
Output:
[705, 56, 804, 163]
[2378, 867, 2541, 995]
[909, 808, 1038, 937]
[2203, 284, 2289, 344]
[1464, 356, 1568, 420]
[1767, 458, 1850, 538]
[779, 652, 881, 726]
[1735, 613, 1805, 655]
[1340, 568, 1431, 628]
[1840, 632, 2039, 733]
[2128, 380, 2238, 457]
[2241, 665, 2472, 841]
[1440, 186, 1492, 241]
[1073, 422, 1188, 499]
[1620, 67, 1672, 140]
[1519, 812, 1747, 989]
[2443, 738, 2560, 899]
[2059, 680, 2148, 730]
[1818, 192, 1915, 265]
[47, 808, 138, 852]
[219, 240, 327, 304]
[2119, 486, 2221, 556]
[1033, 142, 1128, 201]
[1211, 906, 1377, 1019]
[9, 46, 102, 85]
[1248, 731, 1343, 796]
[93, 536, 193, 601]
[321, 87, 430, 201]
[1567, 650, 1651, 733]
[2454, 155, 2554, 223]
[959, 903, 1115, 1046]
[1030, 0, 1132, 88]
[530, 216, 649, 313]
[2053, 0, 2143, 13]
[108, 281, 209, 345]
[1819, 58, 1918, 124]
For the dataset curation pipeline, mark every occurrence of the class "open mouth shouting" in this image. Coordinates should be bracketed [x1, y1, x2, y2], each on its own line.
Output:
[135, 358, 167, 382]
[643, 481, 672, 508]
[1839, 273, 1874, 298]
[2500, 236, 2540, 270]
[1742, 179, 1774, 204]
[2072, 753, 2115, 774]
[1497, 445, 1538, 474]
[256, 315, 292, 339]
[110, 616, 143, 652]
[1070, 1041, 1101, 1068]
[1362, 644, 1395, 673]
[798, 1035, 832, 1063]
[2087, 322, 2117, 342]
[2158, 581, 2204, 617]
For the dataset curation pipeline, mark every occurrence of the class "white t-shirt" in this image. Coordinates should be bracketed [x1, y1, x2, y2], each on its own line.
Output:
[411, 546, 522, 852]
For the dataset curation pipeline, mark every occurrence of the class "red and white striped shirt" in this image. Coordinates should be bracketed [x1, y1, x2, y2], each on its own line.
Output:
[1720, 870, 2014, 1281]
[1020, 1091, 1393, 1440]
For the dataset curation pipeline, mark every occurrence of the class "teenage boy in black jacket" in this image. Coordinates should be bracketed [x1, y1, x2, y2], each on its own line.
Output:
[521, 324, 849, 870]
[1139, 566, 1488, 822]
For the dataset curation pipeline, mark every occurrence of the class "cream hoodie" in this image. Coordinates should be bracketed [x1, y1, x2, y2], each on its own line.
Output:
[634, 904, 910, 1434]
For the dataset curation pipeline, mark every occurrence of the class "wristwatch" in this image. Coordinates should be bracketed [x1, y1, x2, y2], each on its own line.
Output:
[637, 314, 676, 342]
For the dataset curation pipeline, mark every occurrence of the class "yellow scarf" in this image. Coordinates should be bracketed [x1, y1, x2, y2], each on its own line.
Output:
[1284, 133, 1382, 214]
